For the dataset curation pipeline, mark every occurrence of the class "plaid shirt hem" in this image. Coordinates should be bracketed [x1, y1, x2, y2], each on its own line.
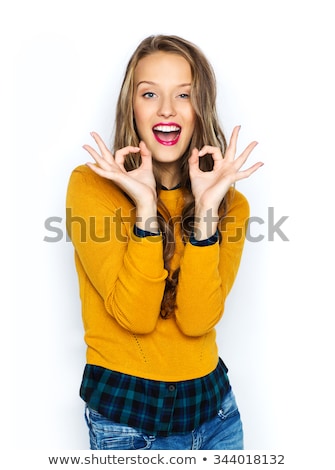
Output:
[80, 358, 230, 436]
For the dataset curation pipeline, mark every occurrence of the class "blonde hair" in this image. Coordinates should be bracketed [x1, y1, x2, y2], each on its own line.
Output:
[112, 35, 229, 318]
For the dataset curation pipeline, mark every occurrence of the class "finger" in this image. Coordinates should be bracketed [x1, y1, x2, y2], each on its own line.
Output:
[90, 131, 110, 157]
[139, 140, 150, 155]
[86, 161, 116, 179]
[82, 144, 112, 171]
[139, 141, 153, 168]
[86, 131, 115, 167]
[198, 146, 222, 159]
[139, 141, 151, 158]
[114, 145, 140, 167]
[225, 125, 241, 160]
[235, 161, 264, 181]
[188, 148, 200, 175]
[234, 141, 258, 170]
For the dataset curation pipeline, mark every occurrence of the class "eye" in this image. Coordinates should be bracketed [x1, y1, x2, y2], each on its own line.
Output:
[178, 93, 190, 99]
[142, 92, 156, 99]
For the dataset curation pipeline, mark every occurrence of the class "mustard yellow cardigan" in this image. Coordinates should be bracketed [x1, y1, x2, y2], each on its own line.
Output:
[66, 165, 249, 382]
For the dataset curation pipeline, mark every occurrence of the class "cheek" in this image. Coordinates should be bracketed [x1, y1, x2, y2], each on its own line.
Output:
[133, 107, 140, 127]
[133, 108, 149, 135]
[133, 100, 143, 126]
[186, 108, 196, 130]
[185, 115, 196, 138]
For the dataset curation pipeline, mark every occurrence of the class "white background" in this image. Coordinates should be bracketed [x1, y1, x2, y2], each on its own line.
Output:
[3, 0, 335, 463]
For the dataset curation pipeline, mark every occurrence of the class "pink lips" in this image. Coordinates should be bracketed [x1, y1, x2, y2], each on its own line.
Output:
[152, 122, 181, 146]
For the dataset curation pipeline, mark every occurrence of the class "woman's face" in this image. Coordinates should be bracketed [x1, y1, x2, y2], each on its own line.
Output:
[133, 51, 196, 168]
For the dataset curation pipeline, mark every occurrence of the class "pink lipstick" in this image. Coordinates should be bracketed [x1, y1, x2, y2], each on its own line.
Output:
[152, 122, 181, 146]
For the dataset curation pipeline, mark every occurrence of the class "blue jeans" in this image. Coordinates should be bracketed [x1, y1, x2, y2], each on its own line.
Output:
[85, 388, 243, 450]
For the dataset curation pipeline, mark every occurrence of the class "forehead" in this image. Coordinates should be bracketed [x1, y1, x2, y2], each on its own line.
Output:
[134, 51, 192, 84]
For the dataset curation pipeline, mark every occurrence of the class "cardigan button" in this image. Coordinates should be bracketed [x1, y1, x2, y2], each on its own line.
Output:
[168, 384, 176, 392]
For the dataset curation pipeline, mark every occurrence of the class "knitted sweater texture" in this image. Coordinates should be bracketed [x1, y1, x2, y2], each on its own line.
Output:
[66, 165, 249, 381]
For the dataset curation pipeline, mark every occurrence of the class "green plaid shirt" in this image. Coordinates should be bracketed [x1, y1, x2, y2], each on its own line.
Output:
[80, 358, 230, 436]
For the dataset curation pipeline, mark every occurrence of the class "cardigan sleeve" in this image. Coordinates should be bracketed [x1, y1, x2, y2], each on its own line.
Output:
[66, 165, 168, 334]
[175, 189, 249, 336]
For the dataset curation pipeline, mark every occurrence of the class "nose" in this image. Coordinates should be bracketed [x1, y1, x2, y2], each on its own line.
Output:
[157, 96, 176, 118]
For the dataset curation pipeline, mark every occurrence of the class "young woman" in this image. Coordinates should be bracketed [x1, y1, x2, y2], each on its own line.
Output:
[66, 34, 263, 450]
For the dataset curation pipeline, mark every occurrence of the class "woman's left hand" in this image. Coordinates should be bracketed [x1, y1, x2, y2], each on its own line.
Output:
[188, 125, 263, 213]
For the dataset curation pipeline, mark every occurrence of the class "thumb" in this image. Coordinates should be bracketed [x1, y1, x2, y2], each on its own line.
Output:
[139, 140, 152, 159]
[139, 141, 153, 169]
[188, 148, 199, 173]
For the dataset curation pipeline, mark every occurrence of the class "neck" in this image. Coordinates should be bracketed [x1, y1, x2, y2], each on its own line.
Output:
[154, 162, 181, 190]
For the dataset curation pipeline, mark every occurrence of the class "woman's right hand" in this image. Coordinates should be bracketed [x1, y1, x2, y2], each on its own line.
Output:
[83, 132, 157, 208]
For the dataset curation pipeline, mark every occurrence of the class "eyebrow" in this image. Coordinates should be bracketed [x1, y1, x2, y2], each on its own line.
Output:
[136, 81, 192, 88]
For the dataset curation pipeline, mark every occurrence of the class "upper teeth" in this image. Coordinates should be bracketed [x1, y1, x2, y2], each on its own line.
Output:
[153, 125, 180, 132]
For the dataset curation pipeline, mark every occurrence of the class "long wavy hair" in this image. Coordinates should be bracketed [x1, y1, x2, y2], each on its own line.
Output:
[112, 35, 230, 318]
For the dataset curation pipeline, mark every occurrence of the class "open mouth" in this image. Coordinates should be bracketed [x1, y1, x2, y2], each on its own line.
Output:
[152, 123, 181, 146]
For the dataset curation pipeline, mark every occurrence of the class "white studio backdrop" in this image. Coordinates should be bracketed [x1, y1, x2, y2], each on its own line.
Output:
[5, 0, 335, 462]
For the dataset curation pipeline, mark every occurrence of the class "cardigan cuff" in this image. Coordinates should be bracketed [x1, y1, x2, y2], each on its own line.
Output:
[189, 229, 219, 247]
[133, 225, 161, 238]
